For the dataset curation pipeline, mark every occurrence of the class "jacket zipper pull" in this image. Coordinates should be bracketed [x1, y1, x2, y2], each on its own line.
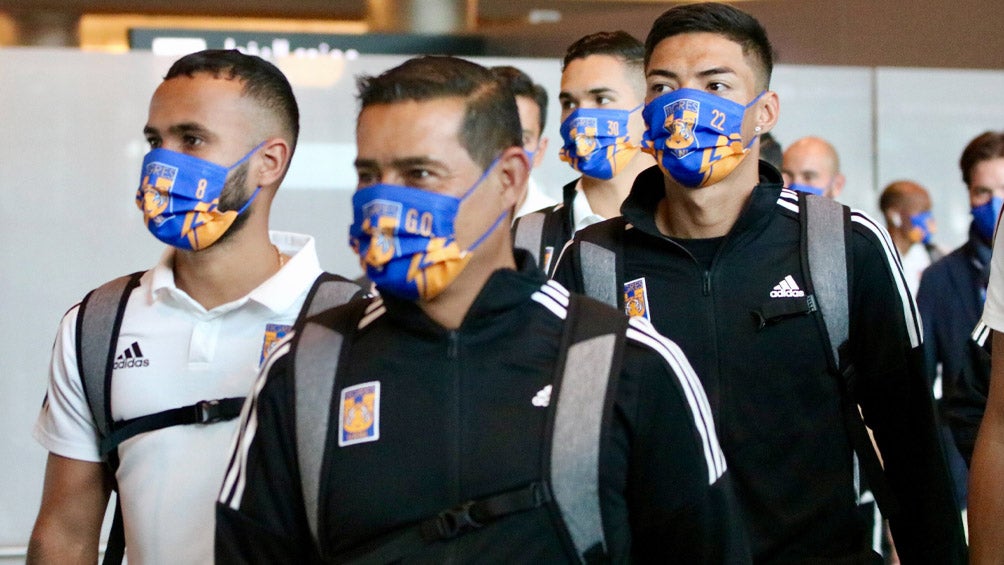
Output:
[702, 271, 712, 296]
[447, 331, 459, 359]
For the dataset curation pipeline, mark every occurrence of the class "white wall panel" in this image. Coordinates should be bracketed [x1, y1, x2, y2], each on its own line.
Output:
[876, 67, 1004, 250]
[770, 65, 877, 216]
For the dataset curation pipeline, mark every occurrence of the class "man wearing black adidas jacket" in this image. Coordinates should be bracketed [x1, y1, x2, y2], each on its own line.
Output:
[552, 3, 966, 563]
[216, 56, 747, 563]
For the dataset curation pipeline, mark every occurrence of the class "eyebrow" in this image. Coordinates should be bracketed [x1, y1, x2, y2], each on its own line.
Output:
[143, 122, 214, 139]
[353, 156, 442, 170]
[559, 86, 617, 101]
[646, 67, 737, 80]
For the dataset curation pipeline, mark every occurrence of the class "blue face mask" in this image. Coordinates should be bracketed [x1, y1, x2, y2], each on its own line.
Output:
[642, 88, 765, 188]
[788, 183, 825, 196]
[136, 143, 264, 250]
[972, 196, 1003, 242]
[559, 105, 641, 180]
[348, 158, 507, 301]
[909, 210, 935, 245]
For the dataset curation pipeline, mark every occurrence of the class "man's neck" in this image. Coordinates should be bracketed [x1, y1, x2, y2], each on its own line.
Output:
[654, 155, 760, 239]
[580, 151, 655, 220]
[172, 221, 281, 310]
[892, 232, 915, 257]
[419, 246, 516, 330]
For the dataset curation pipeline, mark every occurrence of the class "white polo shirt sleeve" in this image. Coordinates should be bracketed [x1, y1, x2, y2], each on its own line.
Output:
[33, 305, 104, 463]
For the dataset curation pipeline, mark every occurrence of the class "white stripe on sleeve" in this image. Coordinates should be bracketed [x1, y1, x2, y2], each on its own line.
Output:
[626, 317, 727, 484]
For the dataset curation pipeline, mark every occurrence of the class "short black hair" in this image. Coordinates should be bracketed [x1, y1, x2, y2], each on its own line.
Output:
[165, 49, 300, 152]
[562, 30, 644, 71]
[357, 56, 522, 169]
[759, 132, 782, 170]
[645, 2, 775, 90]
[960, 131, 1004, 186]
[490, 65, 548, 135]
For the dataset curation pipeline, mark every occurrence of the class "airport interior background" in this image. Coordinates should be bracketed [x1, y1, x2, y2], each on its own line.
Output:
[2, 0, 1004, 561]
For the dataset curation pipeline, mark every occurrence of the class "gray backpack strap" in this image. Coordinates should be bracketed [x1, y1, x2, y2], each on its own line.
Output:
[803, 194, 848, 367]
[293, 298, 371, 554]
[513, 211, 546, 268]
[549, 295, 628, 563]
[580, 241, 619, 309]
[550, 334, 616, 561]
[294, 319, 345, 549]
[76, 272, 145, 447]
[289, 268, 364, 536]
[298, 273, 365, 322]
[802, 194, 901, 518]
[76, 272, 144, 565]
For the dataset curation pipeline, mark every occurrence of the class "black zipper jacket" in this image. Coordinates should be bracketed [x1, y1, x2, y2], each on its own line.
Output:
[216, 250, 749, 563]
[552, 164, 967, 564]
[919, 224, 992, 467]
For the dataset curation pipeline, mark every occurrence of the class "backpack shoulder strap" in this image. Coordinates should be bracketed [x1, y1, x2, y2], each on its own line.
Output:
[801, 193, 849, 371]
[513, 206, 570, 276]
[293, 297, 373, 555]
[546, 293, 629, 563]
[800, 194, 902, 519]
[76, 272, 143, 565]
[75, 271, 145, 448]
[578, 217, 627, 310]
[296, 272, 366, 325]
[513, 211, 547, 269]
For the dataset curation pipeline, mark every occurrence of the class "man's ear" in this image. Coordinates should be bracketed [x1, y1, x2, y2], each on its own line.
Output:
[254, 137, 293, 188]
[533, 137, 549, 169]
[830, 173, 846, 199]
[754, 90, 780, 134]
[497, 146, 531, 210]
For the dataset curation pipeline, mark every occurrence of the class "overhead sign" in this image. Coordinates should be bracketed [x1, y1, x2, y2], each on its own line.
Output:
[129, 29, 485, 58]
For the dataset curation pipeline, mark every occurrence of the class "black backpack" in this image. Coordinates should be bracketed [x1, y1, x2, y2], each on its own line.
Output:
[289, 289, 628, 563]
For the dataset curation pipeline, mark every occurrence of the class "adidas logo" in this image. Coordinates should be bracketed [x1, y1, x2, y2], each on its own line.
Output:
[532, 385, 552, 407]
[114, 341, 149, 369]
[770, 275, 805, 298]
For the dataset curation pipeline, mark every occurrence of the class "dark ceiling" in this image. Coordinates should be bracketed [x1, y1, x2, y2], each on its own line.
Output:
[2, 1, 1003, 70]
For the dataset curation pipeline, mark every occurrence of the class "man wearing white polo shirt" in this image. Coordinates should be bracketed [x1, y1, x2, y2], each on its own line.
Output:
[28, 49, 358, 564]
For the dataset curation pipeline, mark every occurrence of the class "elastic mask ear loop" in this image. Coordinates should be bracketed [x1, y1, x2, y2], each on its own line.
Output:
[234, 186, 263, 215]
[460, 155, 503, 201]
[742, 90, 769, 150]
[227, 140, 268, 172]
[450, 154, 509, 261]
[225, 141, 268, 214]
[623, 104, 643, 146]
[465, 210, 510, 254]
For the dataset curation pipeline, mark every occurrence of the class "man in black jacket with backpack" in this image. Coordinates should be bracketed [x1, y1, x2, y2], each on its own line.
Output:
[216, 55, 747, 564]
[552, 3, 967, 563]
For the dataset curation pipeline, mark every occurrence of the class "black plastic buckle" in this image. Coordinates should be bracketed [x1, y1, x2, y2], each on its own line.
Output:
[531, 482, 551, 506]
[196, 399, 227, 424]
[433, 501, 483, 540]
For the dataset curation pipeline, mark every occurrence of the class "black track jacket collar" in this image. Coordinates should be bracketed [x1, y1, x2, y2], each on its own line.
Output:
[377, 249, 547, 334]
[620, 161, 786, 244]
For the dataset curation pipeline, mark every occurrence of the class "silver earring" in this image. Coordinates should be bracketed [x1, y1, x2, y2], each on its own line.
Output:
[754, 126, 762, 132]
